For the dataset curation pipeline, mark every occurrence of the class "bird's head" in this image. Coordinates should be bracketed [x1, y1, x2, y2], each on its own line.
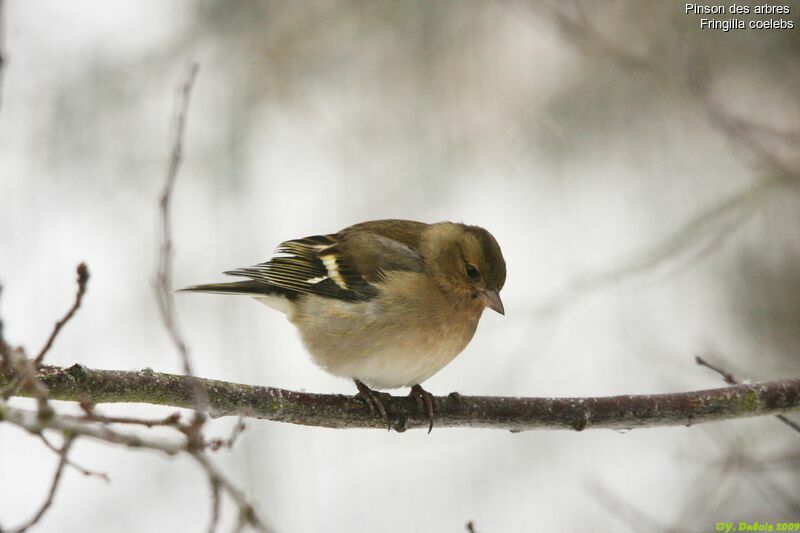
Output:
[422, 222, 506, 315]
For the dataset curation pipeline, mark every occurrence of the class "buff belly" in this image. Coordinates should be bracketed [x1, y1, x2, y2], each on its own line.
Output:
[288, 296, 480, 389]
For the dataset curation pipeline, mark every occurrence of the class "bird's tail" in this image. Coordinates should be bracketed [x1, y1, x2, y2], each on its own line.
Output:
[178, 280, 272, 296]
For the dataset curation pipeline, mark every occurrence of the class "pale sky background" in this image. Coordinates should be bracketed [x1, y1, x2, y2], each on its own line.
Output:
[1, 2, 799, 532]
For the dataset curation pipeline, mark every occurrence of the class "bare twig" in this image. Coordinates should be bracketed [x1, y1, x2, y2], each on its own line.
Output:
[208, 417, 246, 452]
[37, 434, 110, 482]
[590, 479, 673, 533]
[154, 62, 210, 440]
[207, 476, 222, 533]
[9, 436, 75, 533]
[533, 174, 788, 316]
[1, 274, 103, 532]
[150, 63, 267, 531]
[728, 449, 800, 468]
[190, 452, 270, 532]
[520, 4, 800, 317]
[685, 56, 800, 183]
[696, 355, 800, 435]
[543, 4, 799, 182]
[1, 399, 185, 453]
[4, 364, 800, 432]
[1, 344, 49, 403]
[695, 356, 740, 386]
[0, 62, 269, 533]
[76, 402, 182, 428]
[155, 62, 199, 379]
[545, 3, 651, 71]
[34, 262, 90, 366]
[3, 395, 270, 531]
[3, 266, 85, 406]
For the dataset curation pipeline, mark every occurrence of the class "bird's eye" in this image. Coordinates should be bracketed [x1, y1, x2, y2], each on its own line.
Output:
[465, 263, 480, 280]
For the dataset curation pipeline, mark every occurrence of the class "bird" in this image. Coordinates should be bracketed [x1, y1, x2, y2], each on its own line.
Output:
[179, 219, 506, 432]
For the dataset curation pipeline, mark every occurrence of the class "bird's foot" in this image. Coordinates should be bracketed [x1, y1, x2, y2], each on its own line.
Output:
[354, 379, 391, 431]
[409, 384, 435, 434]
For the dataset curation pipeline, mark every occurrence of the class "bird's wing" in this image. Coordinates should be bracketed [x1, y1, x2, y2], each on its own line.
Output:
[224, 224, 425, 301]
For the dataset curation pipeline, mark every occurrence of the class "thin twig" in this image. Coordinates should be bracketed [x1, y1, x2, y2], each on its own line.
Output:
[190, 451, 271, 532]
[9, 436, 75, 533]
[1, 399, 185, 454]
[34, 263, 90, 365]
[208, 417, 246, 452]
[155, 62, 200, 379]
[685, 56, 800, 183]
[696, 355, 800, 435]
[1, 345, 49, 401]
[151, 63, 267, 531]
[207, 476, 222, 533]
[76, 402, 183, 428]
[545, 3, 650, 71]
[0, 62, 269, 533]
[695, 356, 740, 386]
[153, 61, 210, 432]
[532, 174, 787, 316]
[590, 479, 672, 533]
[2, 398, 271, 530]
[544, 4, 799, 182]
[154, 62, 210, 442]
[519, 5, 800, 317]
[37, 434, 110, 482]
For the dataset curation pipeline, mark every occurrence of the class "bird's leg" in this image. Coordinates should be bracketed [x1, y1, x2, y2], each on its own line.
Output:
[409, 384, 435, 434]
[354, 379, 390, 430]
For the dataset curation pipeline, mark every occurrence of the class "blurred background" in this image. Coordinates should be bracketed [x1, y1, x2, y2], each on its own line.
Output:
[1, 1, 798, 531]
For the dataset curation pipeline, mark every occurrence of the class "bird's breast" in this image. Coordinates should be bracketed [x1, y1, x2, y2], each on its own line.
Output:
[290, 276, 482, 389]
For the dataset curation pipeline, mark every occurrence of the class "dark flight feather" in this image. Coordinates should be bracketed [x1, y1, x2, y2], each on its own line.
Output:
[223, 221, 428, 302]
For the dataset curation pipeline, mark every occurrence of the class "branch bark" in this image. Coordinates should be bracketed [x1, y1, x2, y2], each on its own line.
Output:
[3, 364, 799, 432]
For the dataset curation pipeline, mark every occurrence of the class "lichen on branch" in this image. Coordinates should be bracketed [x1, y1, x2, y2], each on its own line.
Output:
[3, 364, 799, 433]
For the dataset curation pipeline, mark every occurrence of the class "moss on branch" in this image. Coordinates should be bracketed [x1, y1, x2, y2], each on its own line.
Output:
[2, 364, 799, 432]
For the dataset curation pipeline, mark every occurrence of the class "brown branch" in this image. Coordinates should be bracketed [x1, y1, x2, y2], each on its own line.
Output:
[3, 364, 799, 432]
[1, 345, 49, 400]
[2, 395, 272, 532]
[696, 355, 800, 435]
[207, 417, 246, 452]
[154, 59, 209, 443]
[150, 64, 269, 532]
[34, 263, 90, 366]
[155, 62, 199, 379]
[74, 404, 183, 428]
[0, 63, 271, 532]
[207, 476, 222, 533]
[9, 436, 74, 533]
[1, 398, 185, 453]
[190, 451, 270, 532]
[37, 434, 110, 482]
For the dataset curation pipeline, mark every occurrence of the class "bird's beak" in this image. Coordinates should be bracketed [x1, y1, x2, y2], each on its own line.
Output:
[479, 289, 505, 315]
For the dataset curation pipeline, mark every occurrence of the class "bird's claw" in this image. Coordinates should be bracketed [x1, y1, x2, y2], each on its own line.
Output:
[354, 379, 391, 431]
[409, 384, 435, 434]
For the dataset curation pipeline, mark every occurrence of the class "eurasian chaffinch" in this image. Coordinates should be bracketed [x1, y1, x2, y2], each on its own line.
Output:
[181, 219, 506, 431]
